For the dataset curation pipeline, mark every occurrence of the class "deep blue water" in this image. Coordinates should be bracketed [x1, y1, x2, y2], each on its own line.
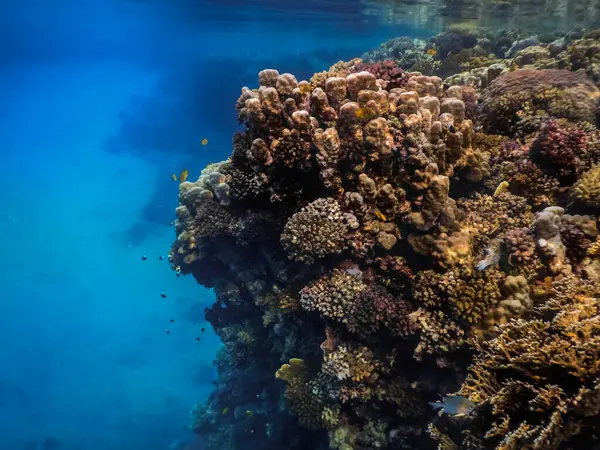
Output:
[0, 1, 421, 449]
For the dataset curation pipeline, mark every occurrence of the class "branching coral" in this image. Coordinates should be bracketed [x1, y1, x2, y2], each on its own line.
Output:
[457, 277, 600, 449]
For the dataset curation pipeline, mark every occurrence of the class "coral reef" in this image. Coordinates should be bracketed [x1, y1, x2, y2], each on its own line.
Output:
[169, 28, 600, 450]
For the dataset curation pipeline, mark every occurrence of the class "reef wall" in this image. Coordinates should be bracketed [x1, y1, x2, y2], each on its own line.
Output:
[169, 28, 600, 450]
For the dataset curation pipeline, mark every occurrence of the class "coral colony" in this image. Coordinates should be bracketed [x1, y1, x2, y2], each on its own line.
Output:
[169, 27, 600, 450]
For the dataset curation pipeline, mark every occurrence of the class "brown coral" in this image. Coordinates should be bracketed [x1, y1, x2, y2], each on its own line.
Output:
[458, 277, 600, 449]
[280, 198, 351, 264]
[299, 269, 366, 324]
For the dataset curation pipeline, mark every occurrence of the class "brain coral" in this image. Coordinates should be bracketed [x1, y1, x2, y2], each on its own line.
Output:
[479, 69, 600, 135]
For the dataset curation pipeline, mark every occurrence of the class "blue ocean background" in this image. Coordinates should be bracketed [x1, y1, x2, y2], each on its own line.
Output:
[0, 1, 422, 448]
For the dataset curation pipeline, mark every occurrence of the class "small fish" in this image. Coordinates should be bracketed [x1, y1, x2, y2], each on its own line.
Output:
[222, 407, 229, 415]
[169, 319, 175, 323]
[426, 47, 437, 56]
[448, 124, 456, 133]
[159, 256, 164, 260]
[355, 107, 376, 120]
[375, 210, 387, 221]
[161, 292, 167, 298]
[179, 169, 189, 183]
[476, 238, 503, 271]
[493, 180, 509, 197]
[298, 83, 312, 94]
[141, 255, 147, 261]
[172, 173, 177, 181]
[195, 337, 200, 342]
[245, 410, 254, 417]
[165, 329, 170, 334]
[201, 138, 208, 146]
[201, 328, 206, 332]
[429, 395, 476, 417]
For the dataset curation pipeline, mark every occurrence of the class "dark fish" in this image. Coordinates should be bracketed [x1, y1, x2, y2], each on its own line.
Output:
[161, 292, 167, 298]
[142, 255, 147, 261]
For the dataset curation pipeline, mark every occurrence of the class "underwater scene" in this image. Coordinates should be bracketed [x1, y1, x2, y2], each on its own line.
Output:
[2, 0, 600, 449]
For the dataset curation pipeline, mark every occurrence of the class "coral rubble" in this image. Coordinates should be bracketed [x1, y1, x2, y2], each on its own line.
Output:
[171, 28, 600, 450]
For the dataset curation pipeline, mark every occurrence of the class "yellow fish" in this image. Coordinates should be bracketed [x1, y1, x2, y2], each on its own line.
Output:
[179, 169, 189, 183]
[355, 107, 375, 120]
[221, 407, 229, 416]
[298, 84, 312, 94]
[375, 210, 387, 221]
[201, 138, 208, 145]
[426, 48, 437, 56]
[171, 173, 177, 181]
[493, 181, 509, 197]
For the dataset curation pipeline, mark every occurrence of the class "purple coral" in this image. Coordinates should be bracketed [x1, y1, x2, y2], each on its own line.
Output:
[505, 227, 536, 267]
[347, 285, 416, 338]
[529, 120, 589, 182]
[351, 60, 408, 90]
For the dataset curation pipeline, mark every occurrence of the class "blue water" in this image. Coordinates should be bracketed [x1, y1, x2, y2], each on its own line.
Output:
[0, 1, 421, 448]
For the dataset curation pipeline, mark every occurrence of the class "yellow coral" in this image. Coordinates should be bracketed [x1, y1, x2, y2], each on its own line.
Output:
[571, 164, 600, 209]
[587, 238, 600, 257]
[275, 358, 306, 381]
